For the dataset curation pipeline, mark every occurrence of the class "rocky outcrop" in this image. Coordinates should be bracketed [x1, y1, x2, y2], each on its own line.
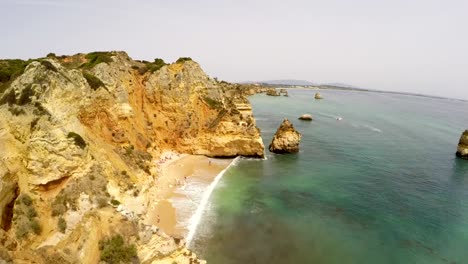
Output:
[279, 89, 288, 96]
[0, 52, 265, 263]
[456, 130, 468, 159]
[298, 114, 313, 121]
[266, 88, 280, 96]
[314, 92, 323, 99]
[269, 119, 302, 153]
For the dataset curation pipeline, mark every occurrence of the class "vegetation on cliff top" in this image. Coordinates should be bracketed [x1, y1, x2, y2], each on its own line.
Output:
[67, 132, 87, 149]
[134, 58, 167, 74]
[0, 59, 32, 94]
[80, 51, 114, 69]
[176, 57, 192, 63]
[1, 53, 192, 95]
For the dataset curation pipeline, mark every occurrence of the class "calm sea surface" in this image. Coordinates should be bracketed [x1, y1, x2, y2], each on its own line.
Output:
[191, 90, 468, 264]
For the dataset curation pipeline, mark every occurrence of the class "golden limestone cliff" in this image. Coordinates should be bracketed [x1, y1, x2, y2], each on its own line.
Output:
[0, 52, 265, 263]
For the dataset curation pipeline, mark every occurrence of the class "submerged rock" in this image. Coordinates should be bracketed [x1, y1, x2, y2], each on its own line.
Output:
[314, 92, 323, 99]
[269, 119, 302, 153]
[456, 130, 468, 159]
[298, 114, 313, 121]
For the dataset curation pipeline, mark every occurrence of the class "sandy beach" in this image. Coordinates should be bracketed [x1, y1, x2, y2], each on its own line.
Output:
[146, 152, 233, 238]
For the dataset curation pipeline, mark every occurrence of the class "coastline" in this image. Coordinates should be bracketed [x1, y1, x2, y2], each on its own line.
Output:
[146, 152, 233, 240]
[268, 86, 468, 102]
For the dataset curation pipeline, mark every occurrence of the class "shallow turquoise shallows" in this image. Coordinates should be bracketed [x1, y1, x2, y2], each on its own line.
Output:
[191, 90, 468, 264]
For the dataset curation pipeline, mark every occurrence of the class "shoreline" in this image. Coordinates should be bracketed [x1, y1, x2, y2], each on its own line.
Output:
[146, 151, 233, 240]
[265, 86, 468, 102]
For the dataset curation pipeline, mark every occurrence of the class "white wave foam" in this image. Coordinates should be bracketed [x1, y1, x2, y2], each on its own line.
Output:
[318, 112, 339, 119]
[363, 124, 382, 133]
[185, 157, 241, 246]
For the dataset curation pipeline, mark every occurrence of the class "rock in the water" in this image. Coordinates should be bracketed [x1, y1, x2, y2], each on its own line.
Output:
[456, 130, 468, 159]
[314, 92, 323, 99]
[269, 119, 302, 153]
[266, 88, 280, 96]
[279, 88, 289, 96]
[298, 114, 313, 121]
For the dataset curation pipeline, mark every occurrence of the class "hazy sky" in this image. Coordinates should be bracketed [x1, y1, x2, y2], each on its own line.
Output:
[1, 0, 467, 99]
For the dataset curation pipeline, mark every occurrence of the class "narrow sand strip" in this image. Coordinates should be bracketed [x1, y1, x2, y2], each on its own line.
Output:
[147, 153, 232, 238]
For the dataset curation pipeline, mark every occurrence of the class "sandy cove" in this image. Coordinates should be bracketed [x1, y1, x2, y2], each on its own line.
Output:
[145, 151, 233, 239]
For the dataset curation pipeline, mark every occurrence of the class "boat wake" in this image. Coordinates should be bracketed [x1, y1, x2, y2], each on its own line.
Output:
[363, 124, 382, 133]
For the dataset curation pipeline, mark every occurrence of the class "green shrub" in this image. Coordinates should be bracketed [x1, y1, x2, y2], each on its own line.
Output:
[0, 59, 31, 83]
[0, 59, 33, 94]
[27, 207, 38, 219]
[82, 71, 105, 90]
[8, 105, 26, 116]
[58, 217, 67, 233]
[46, 53, 56, 58]
[96, 195, 109, 208]
[30, 219, 42, 235]
[15, 219, 29, 239]
[176, 57, 192, 63]
[14, 194, 42, 239]
[20, 194, 33, 206]
[99, 234, 138, 263]
[40, 60, 58, 72]
[51, 203, 67, 216]
[67, 132, 86, 149]
[80, 52, 114, 69]
[203, 96, 223, 109]
[138, 66, 148, 75]
[16, 83, 34, 105]
[111, 199, 121, 206]
[141, 58, 167, 74]
[51, 165, 110, 216]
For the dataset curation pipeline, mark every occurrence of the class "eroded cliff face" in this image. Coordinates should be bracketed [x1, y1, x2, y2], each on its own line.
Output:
[0, 52, 265, 263]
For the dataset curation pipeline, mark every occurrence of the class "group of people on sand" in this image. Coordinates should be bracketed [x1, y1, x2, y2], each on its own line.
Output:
[157, 152, 180, 165]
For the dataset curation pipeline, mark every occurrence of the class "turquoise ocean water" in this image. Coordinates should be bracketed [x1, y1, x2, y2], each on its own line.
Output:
[191, 90, 468, 264]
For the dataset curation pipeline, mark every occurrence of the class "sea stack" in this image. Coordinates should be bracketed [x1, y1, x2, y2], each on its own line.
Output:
[266, 88, 280, 96]
[269, 119, 302, 153]
[315, 92, 323, 99]
[298, 114, 313, 121]
[456, 130, 468, 159]
[279, 88, 289, 96]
